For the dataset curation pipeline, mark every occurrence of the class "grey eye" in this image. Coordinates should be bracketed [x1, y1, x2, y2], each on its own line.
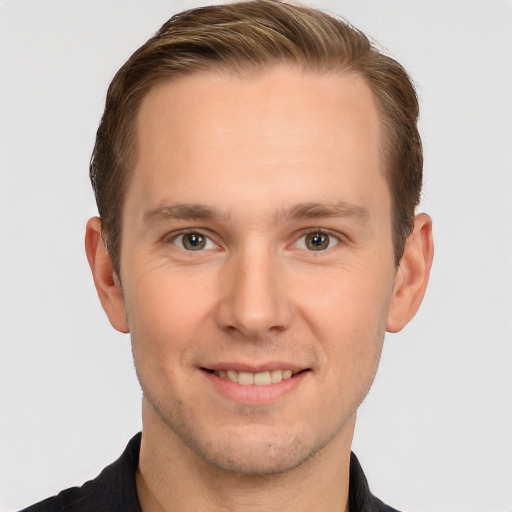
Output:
[173, 232, 215, 251]
[296, 231, 339, 251]
[305, 232, 330, 250]
[183, 233, 205, 250]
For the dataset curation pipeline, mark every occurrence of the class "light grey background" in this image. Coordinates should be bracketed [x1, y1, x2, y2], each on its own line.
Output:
[1, 1, 511, 511]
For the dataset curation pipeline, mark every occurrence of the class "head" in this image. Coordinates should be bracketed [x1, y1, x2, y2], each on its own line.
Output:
[85, 0, 433, 479]
[90, 0, 422, 278]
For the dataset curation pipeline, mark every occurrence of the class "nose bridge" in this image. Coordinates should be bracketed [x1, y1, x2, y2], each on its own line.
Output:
[216, 240, 290, 338]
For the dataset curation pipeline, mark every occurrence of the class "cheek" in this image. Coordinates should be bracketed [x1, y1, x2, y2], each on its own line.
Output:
[291, 264, 393, 380]
[125, 278, 204, 407]
[293, 260, 395, 330]
[125, 271, 213, 363]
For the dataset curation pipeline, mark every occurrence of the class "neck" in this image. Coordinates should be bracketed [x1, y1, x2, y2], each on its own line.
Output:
[136, 399, 354, 512]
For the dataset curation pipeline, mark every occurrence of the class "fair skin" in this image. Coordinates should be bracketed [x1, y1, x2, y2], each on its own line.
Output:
[86, 66, 433, 512]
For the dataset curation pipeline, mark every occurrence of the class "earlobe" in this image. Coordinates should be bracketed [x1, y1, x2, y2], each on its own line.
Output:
[85, 217, 129, 333]
[386, 213, 434, 333]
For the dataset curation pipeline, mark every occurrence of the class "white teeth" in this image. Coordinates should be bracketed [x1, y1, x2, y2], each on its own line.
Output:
[214, 369, 296, 385]
[227, 370, 238, 383]
[270, 369, 283, 383]
[238, 371, 254, 385]
[253, 371, 271, 385]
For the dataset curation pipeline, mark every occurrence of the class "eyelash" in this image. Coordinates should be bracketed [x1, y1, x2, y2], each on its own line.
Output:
[165, 229, 343, 252]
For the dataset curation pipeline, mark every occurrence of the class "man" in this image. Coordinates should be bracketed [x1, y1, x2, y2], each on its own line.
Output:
[21, 1, 433, 511]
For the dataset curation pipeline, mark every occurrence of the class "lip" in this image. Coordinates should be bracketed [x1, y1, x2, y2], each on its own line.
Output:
[201, 366, 310, 405]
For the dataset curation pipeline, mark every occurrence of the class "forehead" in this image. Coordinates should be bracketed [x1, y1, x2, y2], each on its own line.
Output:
[127, 65, 386, 218]
[136, 66, 381, 152]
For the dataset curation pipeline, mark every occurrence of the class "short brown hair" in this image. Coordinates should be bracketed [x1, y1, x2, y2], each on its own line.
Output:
[90, 0, 422, 275]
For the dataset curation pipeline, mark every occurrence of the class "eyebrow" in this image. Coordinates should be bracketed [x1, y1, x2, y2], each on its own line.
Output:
[283, 201, 369, 222]
[142, 200, 369, 225]
[143, 203, 225, 224]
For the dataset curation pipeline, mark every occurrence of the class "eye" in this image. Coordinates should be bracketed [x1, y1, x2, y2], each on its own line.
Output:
[296, 231, 339, 251]
[172, 232, 216, 251]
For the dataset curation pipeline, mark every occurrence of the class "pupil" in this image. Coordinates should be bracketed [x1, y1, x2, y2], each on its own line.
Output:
[307, 232, 328, 250]
[189, 234, 201, 245]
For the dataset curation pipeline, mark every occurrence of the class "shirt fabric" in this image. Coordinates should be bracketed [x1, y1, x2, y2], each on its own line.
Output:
[19, 433, 400, 512]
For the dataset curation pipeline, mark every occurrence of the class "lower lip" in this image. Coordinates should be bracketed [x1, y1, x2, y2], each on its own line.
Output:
[202, 370, 309, 405]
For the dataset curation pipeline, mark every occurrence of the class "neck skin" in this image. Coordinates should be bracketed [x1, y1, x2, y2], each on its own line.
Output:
[136, 399, 354, 512]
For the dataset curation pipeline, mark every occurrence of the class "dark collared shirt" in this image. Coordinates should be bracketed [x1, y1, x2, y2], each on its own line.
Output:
[20, 433, 400, 512]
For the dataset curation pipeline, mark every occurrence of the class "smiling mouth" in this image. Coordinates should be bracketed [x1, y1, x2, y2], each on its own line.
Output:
[203, 368, 306, 386]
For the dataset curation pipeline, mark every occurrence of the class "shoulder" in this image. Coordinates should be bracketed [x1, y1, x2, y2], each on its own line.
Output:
[18, 434, 142, 512]
[349, 452, 403, 512]
[18, 495, 62, 512]
[372, 495, 403, 512]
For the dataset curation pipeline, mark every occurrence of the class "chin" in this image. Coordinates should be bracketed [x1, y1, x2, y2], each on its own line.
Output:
[141, 379, 357, 478]
[191, 432, 321, 477]
[170, 413, 339, 477]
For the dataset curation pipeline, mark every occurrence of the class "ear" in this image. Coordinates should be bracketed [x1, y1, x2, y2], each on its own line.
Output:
[386, 213, 434, 333]
[85, 217, 129, 333]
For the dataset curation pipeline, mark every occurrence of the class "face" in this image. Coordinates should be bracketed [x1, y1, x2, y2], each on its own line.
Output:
[118, 66, 399, 475]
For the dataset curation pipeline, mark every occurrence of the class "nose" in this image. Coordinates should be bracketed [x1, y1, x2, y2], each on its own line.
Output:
[215, 245, 291, 339]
